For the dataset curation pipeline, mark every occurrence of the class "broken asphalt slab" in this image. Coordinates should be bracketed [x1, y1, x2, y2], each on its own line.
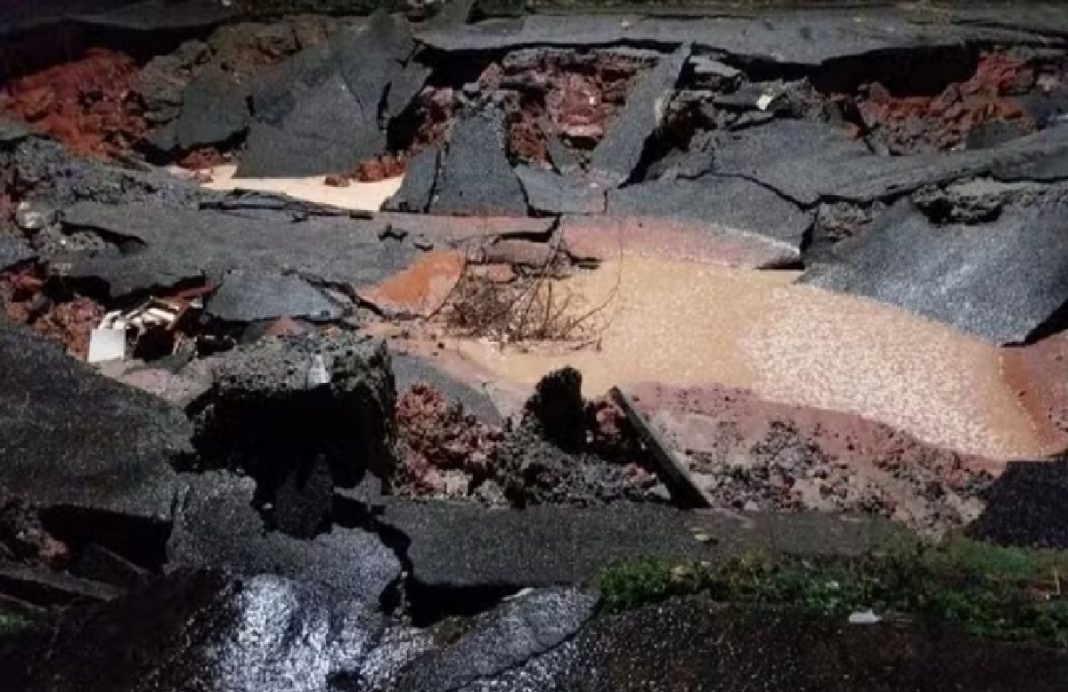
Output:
[514, 164, 606, 215]
[589, 45, 689, 187]
[485, 595, 1068, 692]
[431, 111, 528, 217]
[413, 11, 1052, 66]
[392, 589, 597, 692]
[204, 269, 343, 323]
[237, 11, 417, 177]
[173, 66, 249, 150]
[0, 570, 405, 692]
[0, 319, 189, 522]
[383, 146, 440, 213]
[58, 200, 417, 301]
[801, 199, 1068, 345]
[166, 472, 400, 602]
[373, 498, 905, 592]
[607, 176, 811, 255]
[711, 120, 1068, 207]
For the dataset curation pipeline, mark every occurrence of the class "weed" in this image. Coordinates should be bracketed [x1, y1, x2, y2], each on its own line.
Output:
[596, 538, 1068, 647]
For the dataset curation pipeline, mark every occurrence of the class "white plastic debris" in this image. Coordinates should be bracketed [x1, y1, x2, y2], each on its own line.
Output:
[756, 93, 775, 111]
[87, 311, 127, 363]
[306, 354, 330, 387]
[847, 609, 882, 625]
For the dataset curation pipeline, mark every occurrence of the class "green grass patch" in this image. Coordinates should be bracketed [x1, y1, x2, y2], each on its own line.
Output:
[0, 611, 31, 638]
[597, 538, 1068, 647]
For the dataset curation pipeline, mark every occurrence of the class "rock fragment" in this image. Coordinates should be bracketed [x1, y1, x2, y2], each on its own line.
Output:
[205, 270, 343, 323]
[589, 45, 689, 186]
[383, 146, 440, 213]
[191, 333, 396, 493]
[174, 66, 249, 150]
[431, 111, 528, 216]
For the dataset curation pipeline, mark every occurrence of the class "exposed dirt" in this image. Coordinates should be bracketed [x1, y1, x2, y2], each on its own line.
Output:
[394, 383, 505, 498]
[392, 371, 658, 506]
[631, 382, 994, 535]
[492, 49, 653, 165]
[0, 267, 105, 359]
[0, 48, 146, 159]
[842, 50, 1037, 155]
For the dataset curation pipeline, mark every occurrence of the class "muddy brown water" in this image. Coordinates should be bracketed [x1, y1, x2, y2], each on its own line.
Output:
[431, 256, 1064, 462]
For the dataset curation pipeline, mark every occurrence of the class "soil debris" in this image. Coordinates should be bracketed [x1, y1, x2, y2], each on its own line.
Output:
[841, 50, 1037, 155]
[0, 49, 145, 159]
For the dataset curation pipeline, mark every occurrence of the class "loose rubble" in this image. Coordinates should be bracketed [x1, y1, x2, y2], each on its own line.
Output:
[2, 3, 1068, 690]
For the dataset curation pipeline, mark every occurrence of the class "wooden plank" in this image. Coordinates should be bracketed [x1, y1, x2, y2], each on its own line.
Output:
[609, 386, 711, 509]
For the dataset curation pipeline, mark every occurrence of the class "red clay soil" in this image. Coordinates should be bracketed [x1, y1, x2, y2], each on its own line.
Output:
[348, 152, 408, 182]
[177, 146, 230, 170]
[0, 266, 104, 359]
[394, 383, 505, 497]
[488, 51, 651, 164]
[0, 48, 146, 158]
[1001, 334, 1068, 449]
[628, 382, 994, 535]
[848, 50, 1036, 154]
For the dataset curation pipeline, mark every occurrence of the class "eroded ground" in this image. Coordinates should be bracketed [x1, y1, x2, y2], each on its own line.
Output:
[3, 2, 1068, 690]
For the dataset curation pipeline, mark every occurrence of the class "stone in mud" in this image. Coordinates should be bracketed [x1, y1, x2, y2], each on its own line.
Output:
[167, 472, 400, 600]
[205, 269, 343, 323]
[394, 589, 597, 692]
[174, 66, 250, 150]
[431, 112, 528, 216]
[607, 177, 811, 251]
[525, 367, 586, 451]
[967, 459, 1068, 549]
[0, 570, 393, 692]
[0, 319, 190, 523]
[514, 164, 606, 215]
[0, 234, 35, 270]
[191, 333, 396, 491]
[58, 200, 415, 300]
[589, 45, 689, 186]
[801, 199, 1068, 344]
[383, 146, 440, 213]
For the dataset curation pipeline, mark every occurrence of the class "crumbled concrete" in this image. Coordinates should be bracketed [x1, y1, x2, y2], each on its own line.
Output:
[191, 333, 396, 490]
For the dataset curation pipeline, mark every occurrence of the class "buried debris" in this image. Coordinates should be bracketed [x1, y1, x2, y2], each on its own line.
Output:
[189, 333, 396, 534]
[609, 386, 711, 509]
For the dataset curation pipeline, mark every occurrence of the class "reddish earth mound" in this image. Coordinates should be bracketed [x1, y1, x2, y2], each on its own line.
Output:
[630, 382, 994, 534]
[847, 51, 1036, 154]
[0, 48, 145, 158]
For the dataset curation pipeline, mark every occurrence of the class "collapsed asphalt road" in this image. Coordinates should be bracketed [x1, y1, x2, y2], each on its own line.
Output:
[4, 1, 1068, 690]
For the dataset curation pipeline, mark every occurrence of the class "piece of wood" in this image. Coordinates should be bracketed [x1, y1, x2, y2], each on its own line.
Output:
[609, 386, 711, 509]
